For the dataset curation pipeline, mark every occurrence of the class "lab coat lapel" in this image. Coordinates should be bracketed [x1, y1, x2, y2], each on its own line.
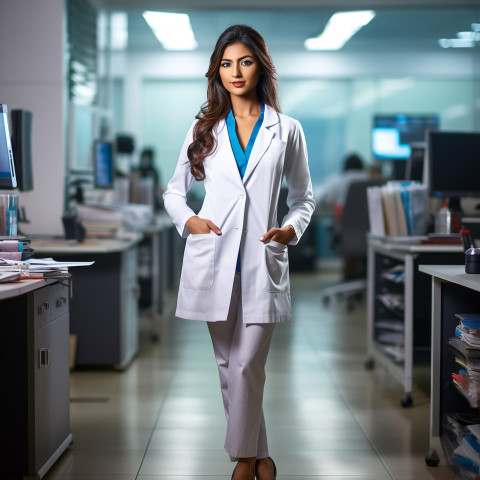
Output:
[242, 105, 279, 185]
[215, 119, 244, 188]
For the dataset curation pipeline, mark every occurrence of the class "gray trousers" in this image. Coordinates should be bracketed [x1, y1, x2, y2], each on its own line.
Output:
[208, 273, 275, 461]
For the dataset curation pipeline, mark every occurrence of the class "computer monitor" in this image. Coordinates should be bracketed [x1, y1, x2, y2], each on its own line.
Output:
[10, 109, 33, 191]
[0, 104, 17, 189]
[426, 131, 480, 199]
[93, 140, 114, 189]
[372, 114, 439, 160]
[405, 143, 425, 182]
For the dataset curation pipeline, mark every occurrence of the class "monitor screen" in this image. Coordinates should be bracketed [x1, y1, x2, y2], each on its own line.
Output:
[405, 143, 425, 182]
[427, 131, 480, 198]
[372, 114, 439, 160]
[93, 140, 114, 189]
[10, 109, 33, 191]
[0, 104, 17, 189]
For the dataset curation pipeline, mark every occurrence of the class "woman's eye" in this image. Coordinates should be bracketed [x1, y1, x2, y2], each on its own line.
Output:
[241, 60, 253, 66]
[221, 62, 231, 68]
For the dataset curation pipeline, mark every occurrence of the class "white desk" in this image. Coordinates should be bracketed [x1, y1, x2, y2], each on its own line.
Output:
[419, 265, 480, 467]
[367, 237, 463, 407]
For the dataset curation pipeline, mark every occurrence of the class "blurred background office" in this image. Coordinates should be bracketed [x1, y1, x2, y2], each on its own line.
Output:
[1, 1, 480, 478]
[1, 0, 479, 249]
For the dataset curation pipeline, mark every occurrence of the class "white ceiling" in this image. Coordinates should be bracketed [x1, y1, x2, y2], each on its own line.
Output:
[89, 1, 480, 54]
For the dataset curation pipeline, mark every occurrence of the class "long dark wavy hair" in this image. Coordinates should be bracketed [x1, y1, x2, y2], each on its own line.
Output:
[187, 24, 280, 181]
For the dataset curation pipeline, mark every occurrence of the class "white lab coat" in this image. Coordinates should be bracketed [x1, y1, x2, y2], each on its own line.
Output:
[163, 104, 315, 323]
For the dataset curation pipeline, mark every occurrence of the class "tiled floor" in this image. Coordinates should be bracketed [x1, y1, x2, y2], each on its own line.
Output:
[44, 271, 459, 479]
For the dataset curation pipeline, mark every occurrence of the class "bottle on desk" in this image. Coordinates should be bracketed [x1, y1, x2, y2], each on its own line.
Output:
[434, 202, 461, 234]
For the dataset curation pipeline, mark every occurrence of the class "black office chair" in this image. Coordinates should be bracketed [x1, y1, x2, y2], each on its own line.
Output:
[320, 178, 385, 309]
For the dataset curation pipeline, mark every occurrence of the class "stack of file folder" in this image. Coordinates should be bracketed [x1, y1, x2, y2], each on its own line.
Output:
[444, 413, 480, 479]
[449, 314, 480, 409]
[0, 236, 34, 261]
[367, 181, 428, 237]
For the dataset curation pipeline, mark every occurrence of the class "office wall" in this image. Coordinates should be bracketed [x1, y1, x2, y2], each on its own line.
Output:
[0, 0, 67, 235]
[112, 45, 479, 188]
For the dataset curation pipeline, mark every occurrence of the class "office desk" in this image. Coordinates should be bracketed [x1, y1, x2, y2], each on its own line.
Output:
[367, 237, 463, 407]
[31, 236, 140, 369]
[0, 278, 72, 479]
[138, 213, 177, 341]
[419, 265, 480, 467]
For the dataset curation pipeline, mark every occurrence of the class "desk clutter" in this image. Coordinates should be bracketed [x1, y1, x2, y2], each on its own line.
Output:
[0, 257, 94, 282]
[375, 262, 406, 364]
[367, 181, 428, 237]
[444, 413, 480, 479]
[449, 314, 480, 408]
[0, 235, 34, 261]
[444, 313, 480, 478]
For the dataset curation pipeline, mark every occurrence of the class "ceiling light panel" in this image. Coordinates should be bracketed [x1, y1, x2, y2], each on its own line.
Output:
[143, 11, 197, 51]
[304, 10, 375, 51]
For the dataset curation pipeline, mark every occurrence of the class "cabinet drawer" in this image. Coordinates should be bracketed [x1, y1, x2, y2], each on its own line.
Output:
[33, 282, 69, 330]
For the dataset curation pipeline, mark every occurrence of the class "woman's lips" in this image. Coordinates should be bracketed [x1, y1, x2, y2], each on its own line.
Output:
[232, 81, 245, 87]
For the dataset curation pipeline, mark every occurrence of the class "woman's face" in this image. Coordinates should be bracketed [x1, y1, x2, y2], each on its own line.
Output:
[218, 42, 261, 100]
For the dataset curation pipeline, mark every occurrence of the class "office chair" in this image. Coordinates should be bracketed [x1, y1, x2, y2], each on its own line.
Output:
[320, 178, 385, 310]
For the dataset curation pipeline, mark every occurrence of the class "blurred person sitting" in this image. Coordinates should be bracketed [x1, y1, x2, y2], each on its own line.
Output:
[315, 153, 368, 222]
[130, 148, 164, 211]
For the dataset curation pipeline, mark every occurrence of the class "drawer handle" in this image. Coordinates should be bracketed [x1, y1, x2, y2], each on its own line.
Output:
[55, 297, 68, 308]
[38, 348, 51, 368]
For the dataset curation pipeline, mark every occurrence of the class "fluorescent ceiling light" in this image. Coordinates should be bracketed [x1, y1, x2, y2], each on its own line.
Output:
[304, 10, 375, 51]
[438, 23, 480, 49]
[457, 31, 480, 41]
[143, 11, 197, 51]
[439, 38, 475, 48]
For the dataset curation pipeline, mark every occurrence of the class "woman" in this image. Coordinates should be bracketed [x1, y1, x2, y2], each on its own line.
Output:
[163, 25, 315, 480]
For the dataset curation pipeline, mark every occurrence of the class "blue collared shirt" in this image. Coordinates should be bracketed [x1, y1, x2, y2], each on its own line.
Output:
[226, 103, 265, 179]
[226, 103, 265, 272]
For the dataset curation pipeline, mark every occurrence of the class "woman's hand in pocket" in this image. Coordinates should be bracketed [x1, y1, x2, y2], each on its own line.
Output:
[260, 225, 295, 245]
[186, 216, 222, 235]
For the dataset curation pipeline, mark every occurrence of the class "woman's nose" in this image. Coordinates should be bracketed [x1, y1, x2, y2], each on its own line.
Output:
[232, 63, 241, 77]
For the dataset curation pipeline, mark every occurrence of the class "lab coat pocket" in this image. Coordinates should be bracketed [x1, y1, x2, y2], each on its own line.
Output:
[180, 232, 216, 290]
[264, 241, 289, 293]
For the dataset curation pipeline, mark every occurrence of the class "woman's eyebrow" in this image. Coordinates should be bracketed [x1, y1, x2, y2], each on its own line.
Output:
[221, 55, 254, 62]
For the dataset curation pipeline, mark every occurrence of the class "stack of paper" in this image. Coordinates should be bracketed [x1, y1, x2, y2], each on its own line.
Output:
[0, 258, 94, 281]
[443, 414, 480, 478]
[450, 314, 480, 408]
[455, 315, 480, 348]
[367, 181, 428, 237]
[376, 293, 404, 315]
[79, 201, 154, 236]
[381, 264, 405, 284]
